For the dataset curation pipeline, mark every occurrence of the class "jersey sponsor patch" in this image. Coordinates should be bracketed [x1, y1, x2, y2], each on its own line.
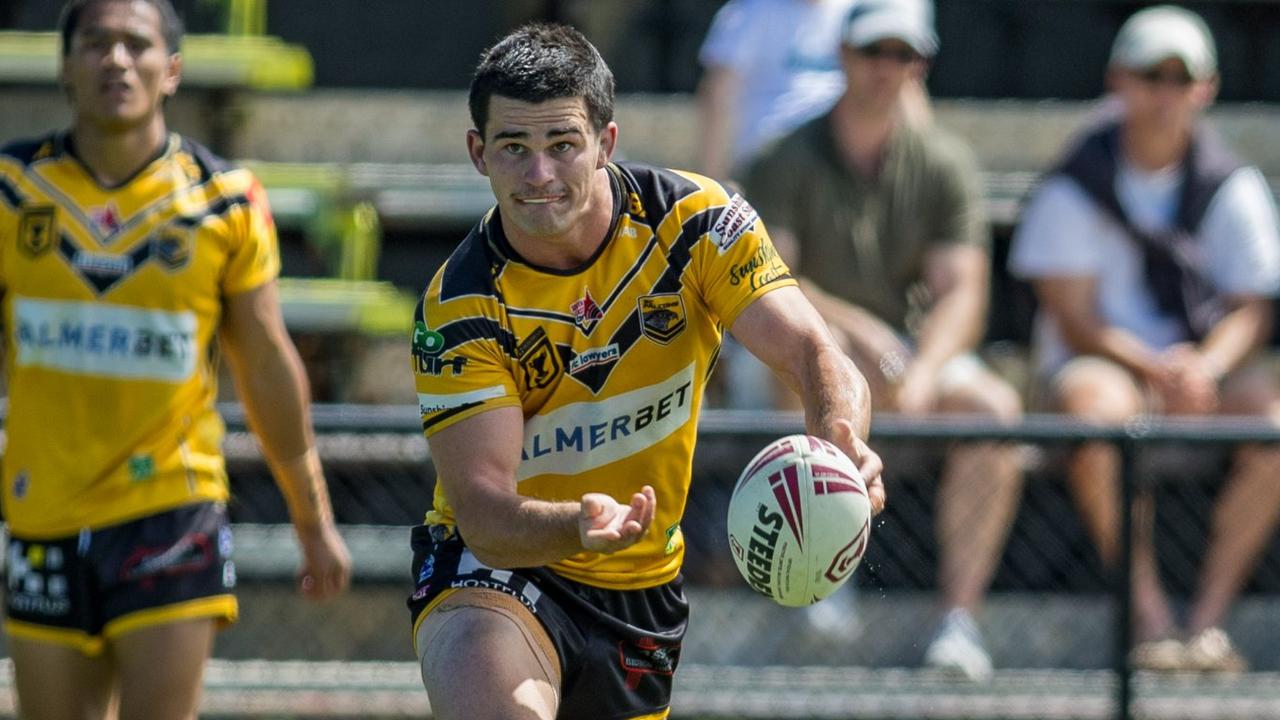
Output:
[709, 194, 759, 254]
[13, 298, 198, 382]
[19, 206, 56, 258]
[517, 363, 695, 481]
[638, 293, 686, 344]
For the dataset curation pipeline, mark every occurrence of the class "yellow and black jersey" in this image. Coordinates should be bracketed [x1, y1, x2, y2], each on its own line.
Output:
[414, 161, 795, 590]
[0, 132, 279, 538]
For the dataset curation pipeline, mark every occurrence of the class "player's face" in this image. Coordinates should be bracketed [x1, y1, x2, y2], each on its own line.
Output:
[468, 95, 617, 243]
[61, 0, 181, 132]
[1111, 58, 1216, 133]
[842, 39, 924, 113]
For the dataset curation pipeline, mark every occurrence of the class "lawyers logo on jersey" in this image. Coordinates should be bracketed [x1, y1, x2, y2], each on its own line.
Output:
[568, 343, 620, 376]
[638, 293, 686, 344]
[570, 288, 604, 334]
[19, 206, 56, 258]
[709, 194, 758, 254]
[517, 326, 562, 390]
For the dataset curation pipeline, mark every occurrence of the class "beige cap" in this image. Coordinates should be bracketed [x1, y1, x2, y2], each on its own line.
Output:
[1110, 5, 1217, 80]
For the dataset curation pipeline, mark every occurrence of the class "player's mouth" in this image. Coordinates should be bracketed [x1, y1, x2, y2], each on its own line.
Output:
[516, 195, 564, 205]
[101, 79, 132, 96]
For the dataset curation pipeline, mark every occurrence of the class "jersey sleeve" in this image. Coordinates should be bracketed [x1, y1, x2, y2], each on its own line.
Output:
[221, 174, 281, 295]
[413, 282, 522, 437]
[688, 179, 797, 328]
[698, 0, 759, 71]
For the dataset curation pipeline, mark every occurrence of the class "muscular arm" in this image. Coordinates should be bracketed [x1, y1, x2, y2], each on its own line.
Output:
[428, 406, 655, 569]
[731, 286, 885, 513]
[221, 281, 351, 598]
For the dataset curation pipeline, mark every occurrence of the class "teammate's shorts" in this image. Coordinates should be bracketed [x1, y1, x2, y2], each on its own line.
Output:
[408, 524, 687, 720]
[5, 502, 238, 655]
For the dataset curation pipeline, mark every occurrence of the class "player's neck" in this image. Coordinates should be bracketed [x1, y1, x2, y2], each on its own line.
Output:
[1120, 119, 1193, 173]
[70, 116, 170, 187]
[504, 167, 615, 270]
[832, 97, 899, 178]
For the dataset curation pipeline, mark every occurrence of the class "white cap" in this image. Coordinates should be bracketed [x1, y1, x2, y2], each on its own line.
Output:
[1110, 5, 1217, 79]
[842, 0, 938, 58]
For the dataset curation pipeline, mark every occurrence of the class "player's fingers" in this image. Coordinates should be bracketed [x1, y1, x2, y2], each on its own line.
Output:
[867, 479, 888, 516]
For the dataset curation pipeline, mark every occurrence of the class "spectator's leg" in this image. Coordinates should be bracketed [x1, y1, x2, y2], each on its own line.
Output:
[1186, 365, 1280, 636]
[934, 366, 1023, 612]
[1053, 357, 1173, 641]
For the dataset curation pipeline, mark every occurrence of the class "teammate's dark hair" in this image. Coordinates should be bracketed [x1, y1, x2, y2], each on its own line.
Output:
[60, 0, 184, 56]
[469, 23, 615, 136]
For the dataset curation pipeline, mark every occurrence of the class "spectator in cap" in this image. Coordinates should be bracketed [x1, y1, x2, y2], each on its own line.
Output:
[1010, 5, 1280, 672]
[744, 0, 1025, 681]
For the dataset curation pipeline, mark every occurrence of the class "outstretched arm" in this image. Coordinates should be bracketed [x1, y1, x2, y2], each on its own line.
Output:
[427, 405, 656, 569]
[730, 286, 886, 514]
[221, 281, 352, 599]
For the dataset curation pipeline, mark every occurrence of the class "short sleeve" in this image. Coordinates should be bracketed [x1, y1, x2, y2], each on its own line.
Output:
[698, 0, 760, 71]
[1008, 176, 1109, 279]
[929, 137, 989, 250]
[413, 288, 521, 437]
[691, 183, 797, 328]
[1201, 167, 1280, 297]
[221, 175, 281, 295]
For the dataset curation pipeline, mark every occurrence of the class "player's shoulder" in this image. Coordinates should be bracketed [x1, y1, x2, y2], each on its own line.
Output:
[172, 134, 258, 194]
[613, 161, 738, 220]
[0, 132, 60, 170]
[424, 221, 502, 308]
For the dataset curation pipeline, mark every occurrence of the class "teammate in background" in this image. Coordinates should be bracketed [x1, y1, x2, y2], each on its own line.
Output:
[743, 0, 1024, 681]
[1010, 5, 1280, 672]
[407, 23, 884, 720]
[0, 2, 351, 717]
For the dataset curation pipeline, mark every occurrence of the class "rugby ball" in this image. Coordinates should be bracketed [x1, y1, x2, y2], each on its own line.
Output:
[726, 434, 872, 607]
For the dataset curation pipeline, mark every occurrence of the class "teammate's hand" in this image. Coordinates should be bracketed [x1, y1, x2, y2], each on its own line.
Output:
[831, 419, 886, 516]
[296, 522, 352, 601]
[579, 485, 656, 554]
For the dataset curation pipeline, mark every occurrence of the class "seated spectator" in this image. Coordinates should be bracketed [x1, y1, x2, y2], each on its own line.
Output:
[744, 0, 1024, 681]
[1010, 5, 1280, 673]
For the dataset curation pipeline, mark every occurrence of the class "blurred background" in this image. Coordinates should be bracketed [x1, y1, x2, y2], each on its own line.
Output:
[2, 1, 1280, 718]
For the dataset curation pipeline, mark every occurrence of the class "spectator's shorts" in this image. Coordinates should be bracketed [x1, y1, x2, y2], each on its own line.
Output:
[408, 524, 687, 720]
[5, 502, 238, 655]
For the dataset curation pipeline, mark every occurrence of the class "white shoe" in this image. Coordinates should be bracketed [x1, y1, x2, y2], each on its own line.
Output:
[924, 608, 994, 681]
[800, 583, 862, 642]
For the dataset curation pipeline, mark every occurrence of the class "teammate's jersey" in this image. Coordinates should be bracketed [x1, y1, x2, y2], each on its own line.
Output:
[0, 132, 279, 538]
[414, 161, 794, 589]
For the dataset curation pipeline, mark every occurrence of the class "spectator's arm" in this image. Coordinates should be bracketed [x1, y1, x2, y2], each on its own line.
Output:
[1199, 295, 1273, 378]
[1033, 275, 1165, 383]
[911, 243, 990, 376]
[696, 65, 739, 180]
[221, 281, 351, 600]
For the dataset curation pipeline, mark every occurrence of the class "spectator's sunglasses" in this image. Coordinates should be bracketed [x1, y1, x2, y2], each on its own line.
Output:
[1136, 67, 1196, 88]
[854, 42, 921, 64]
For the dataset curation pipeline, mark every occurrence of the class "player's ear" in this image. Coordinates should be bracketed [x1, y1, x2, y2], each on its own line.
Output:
[161, 52, 182, 97]
[596, 121, 618, 168]
[466, 130, 488, 176]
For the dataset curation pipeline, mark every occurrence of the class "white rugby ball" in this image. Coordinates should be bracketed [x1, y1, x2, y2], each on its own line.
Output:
[726, 434, 872, 607]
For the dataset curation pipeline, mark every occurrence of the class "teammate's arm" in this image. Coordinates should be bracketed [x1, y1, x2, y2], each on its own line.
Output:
[730, 286, 886, 514]
[220, 280, 352, 599]
[427, 406, 655, 569]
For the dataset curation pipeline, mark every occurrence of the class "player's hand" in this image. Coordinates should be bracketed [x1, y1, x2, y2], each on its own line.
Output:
[831, 419, 886, 516]
[579, 485, 656, 554]
[296, 523, 352, 601]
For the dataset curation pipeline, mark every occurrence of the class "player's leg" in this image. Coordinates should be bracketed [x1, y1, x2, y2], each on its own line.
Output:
[9, 636, 117, 720]
[110, 617, 217, 720]
[1051, 356, 1173, 642]
[1186, 365, 1280, 639]
[416, 589, 561, 720]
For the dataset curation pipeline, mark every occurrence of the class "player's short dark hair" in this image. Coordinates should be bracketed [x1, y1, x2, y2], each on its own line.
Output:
[60, 0, 185, 56]
[469, 22, 615, 137]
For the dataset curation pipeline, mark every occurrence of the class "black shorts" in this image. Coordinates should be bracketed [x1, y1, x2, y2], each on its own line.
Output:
[5, 502, 238, 655]
[407, 524, 688, 720]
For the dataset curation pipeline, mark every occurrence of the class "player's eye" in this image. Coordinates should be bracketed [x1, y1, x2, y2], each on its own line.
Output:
[502, 144, 527, 156]
[552, 142, 574, 153]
